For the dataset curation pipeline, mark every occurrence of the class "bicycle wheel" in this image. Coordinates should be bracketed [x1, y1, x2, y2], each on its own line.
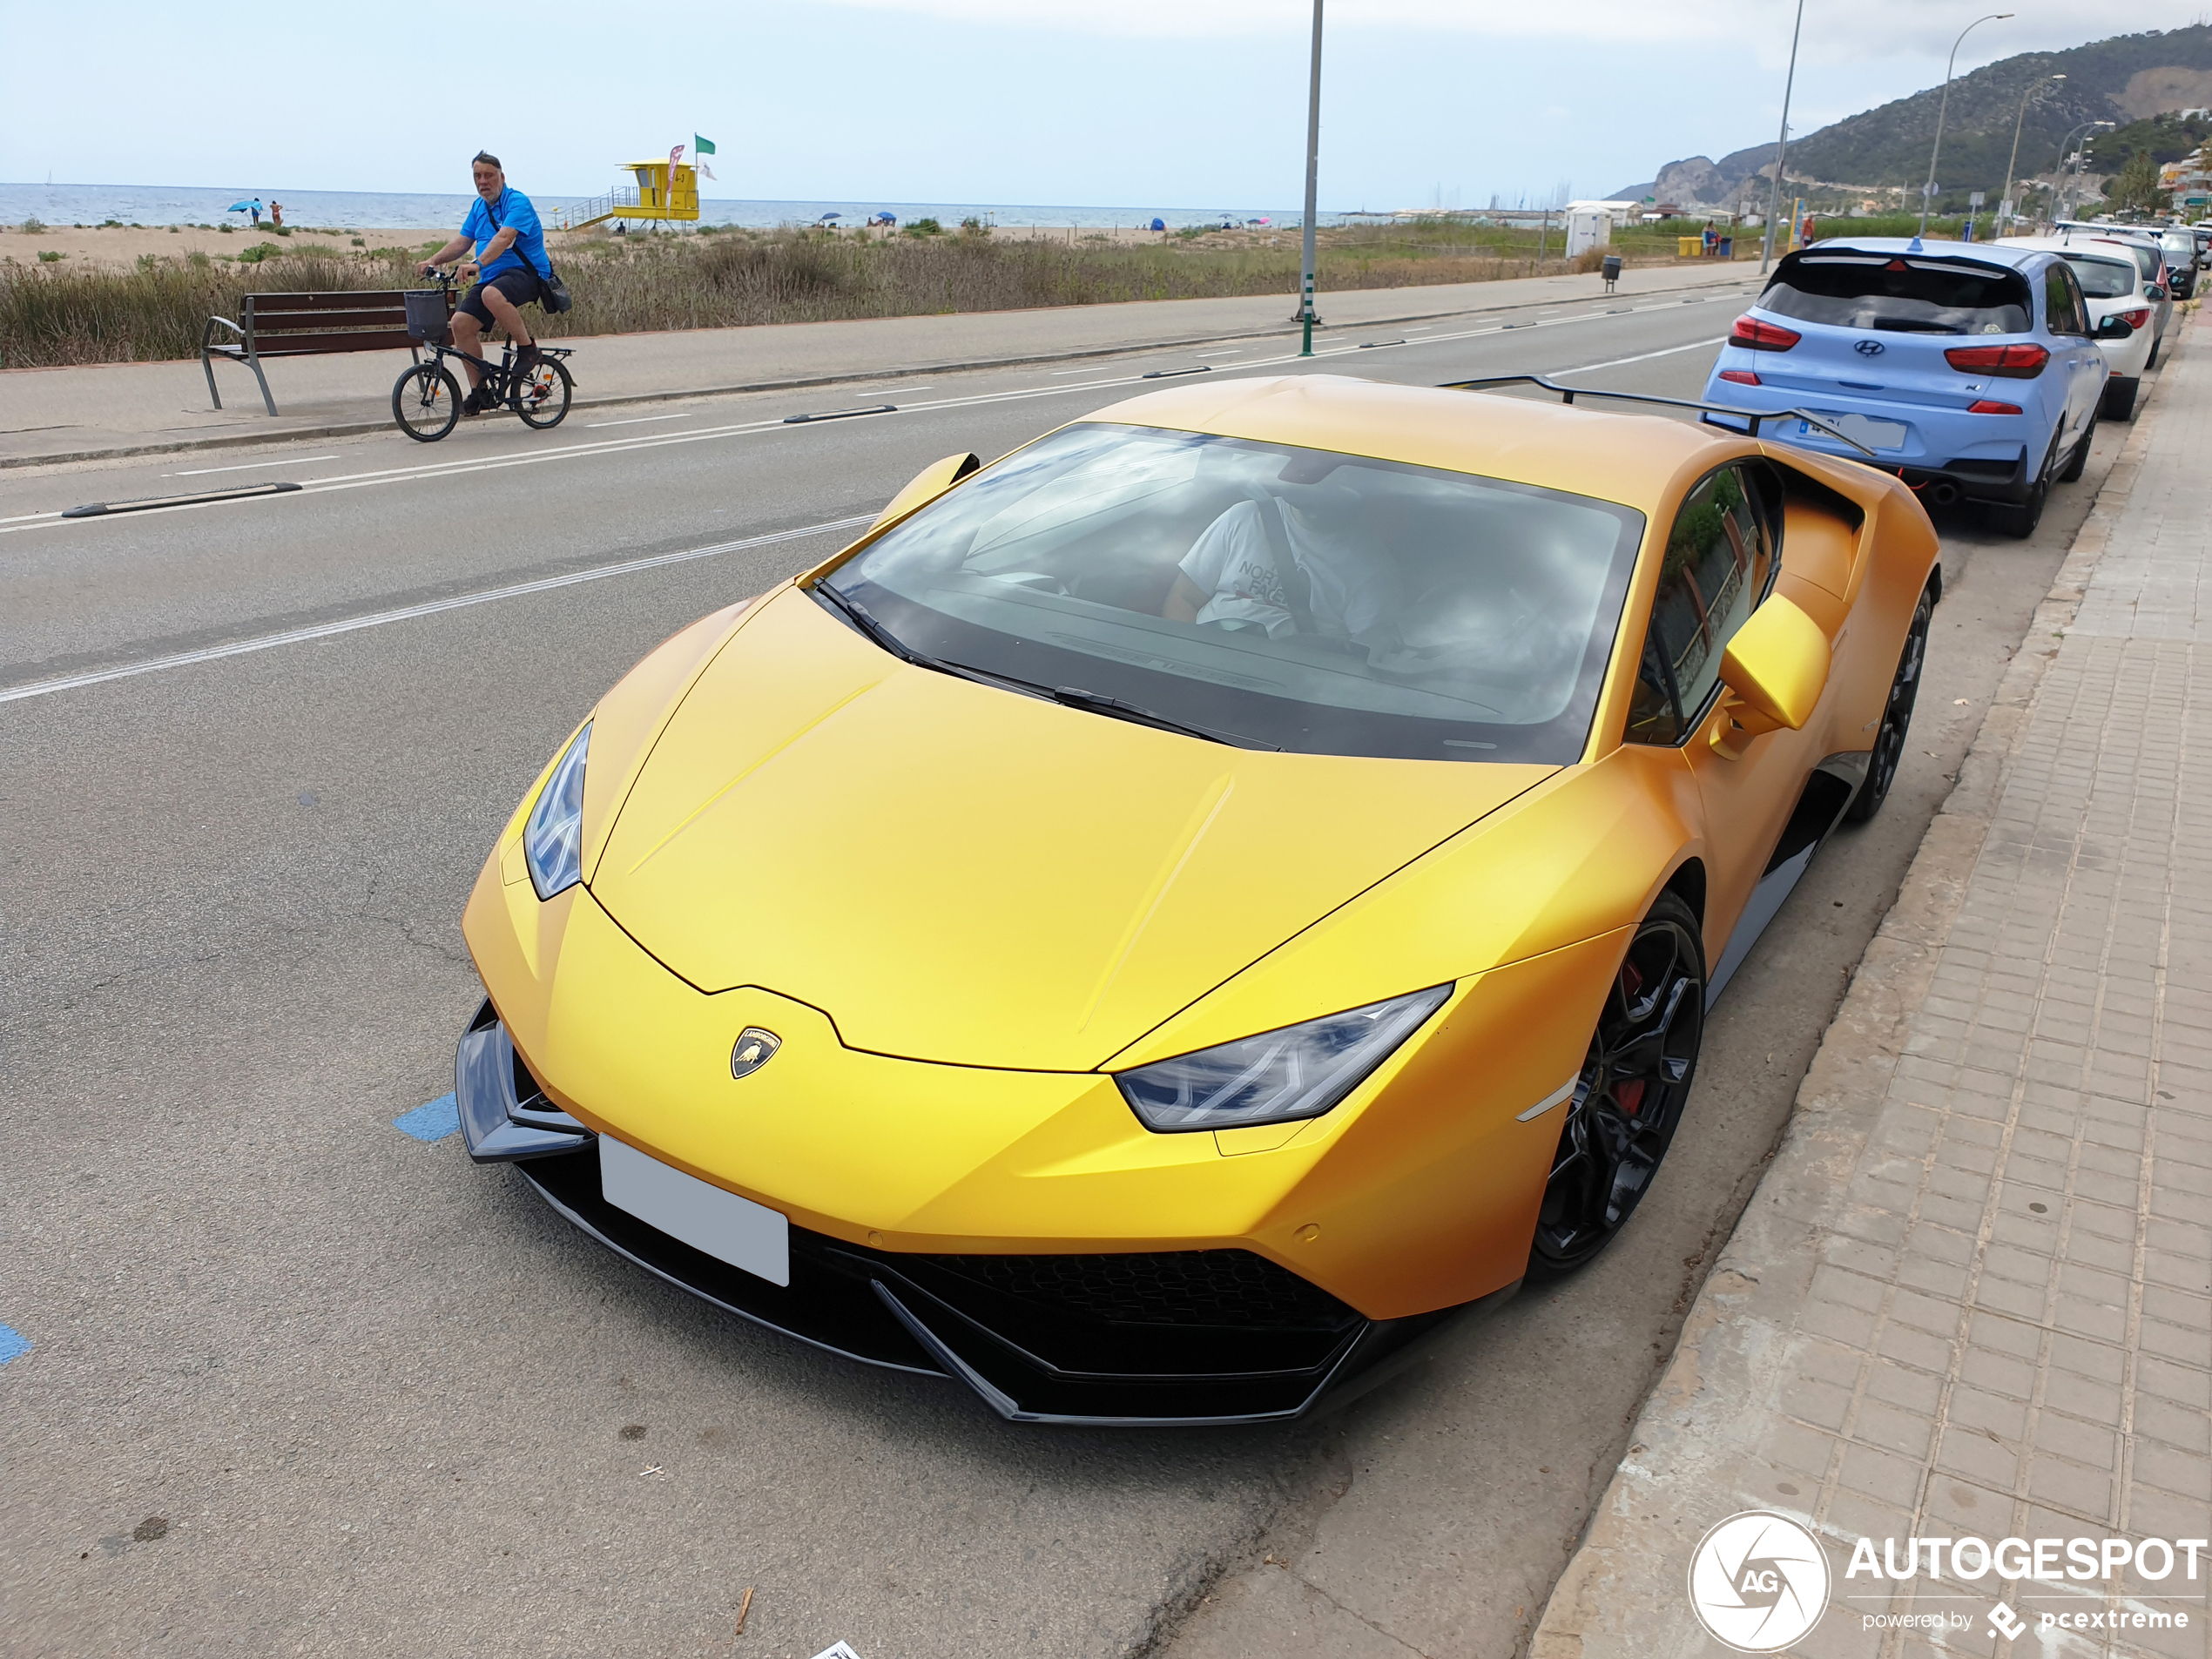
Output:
[393, 362, 462, 442]
[515, 357, 573, 429]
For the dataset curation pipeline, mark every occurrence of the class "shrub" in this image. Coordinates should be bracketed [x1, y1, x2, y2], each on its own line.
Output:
[37, 250, 64, 263]
[20, 216, 44, 233]
[906, 218, 943, 236]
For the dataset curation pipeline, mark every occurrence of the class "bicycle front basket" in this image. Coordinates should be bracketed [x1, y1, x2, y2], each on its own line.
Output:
[404, 290, 451, 344]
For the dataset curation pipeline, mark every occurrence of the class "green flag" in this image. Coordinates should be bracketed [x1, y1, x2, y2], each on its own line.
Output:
[694, 134, 718, 156]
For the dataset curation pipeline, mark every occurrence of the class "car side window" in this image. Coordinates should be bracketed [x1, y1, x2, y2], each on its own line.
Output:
[1626, 463, 1778, 745]
[2043, 265, 2087, 335]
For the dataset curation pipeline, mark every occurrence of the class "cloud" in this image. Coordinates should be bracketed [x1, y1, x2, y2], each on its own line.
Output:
[811, 0, 2197, 59]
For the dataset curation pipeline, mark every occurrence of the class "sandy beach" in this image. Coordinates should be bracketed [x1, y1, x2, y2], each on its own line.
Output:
[1, 217, 1271, 270]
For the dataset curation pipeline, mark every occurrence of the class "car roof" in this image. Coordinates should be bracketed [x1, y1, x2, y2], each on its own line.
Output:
[1085, 374, 1740, 508]
[1791, 236, 2044, 271]
[2000, 236, 2140, 265]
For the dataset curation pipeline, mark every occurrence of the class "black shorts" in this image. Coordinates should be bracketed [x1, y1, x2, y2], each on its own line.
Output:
[457, 268, 543, 328]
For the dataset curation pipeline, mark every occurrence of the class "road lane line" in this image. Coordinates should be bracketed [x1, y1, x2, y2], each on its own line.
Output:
[1550, 337, 1728, 375]
[0, 515, 873, 705]
[584, 413, 698, 428]
[166, 455, 338, 476]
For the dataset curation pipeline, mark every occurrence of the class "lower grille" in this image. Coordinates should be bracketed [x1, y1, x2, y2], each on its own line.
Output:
[925, 1250, 1355, 1330]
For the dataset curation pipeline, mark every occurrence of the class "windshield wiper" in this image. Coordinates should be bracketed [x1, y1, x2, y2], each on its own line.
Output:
[1049, 685, 1280, 750]
[811, 584, 1277, 749]
[809, 582, 1017, 695]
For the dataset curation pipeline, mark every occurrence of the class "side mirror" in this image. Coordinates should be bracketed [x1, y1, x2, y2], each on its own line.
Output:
[873, 452, 981, 529]
[2097, 314, 2135, 340]
[1710, 594, 1830, 758]
[2146, 285, 2168, 302]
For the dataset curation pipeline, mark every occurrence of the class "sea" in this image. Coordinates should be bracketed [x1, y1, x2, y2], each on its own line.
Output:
[0, 181, 1337, 233]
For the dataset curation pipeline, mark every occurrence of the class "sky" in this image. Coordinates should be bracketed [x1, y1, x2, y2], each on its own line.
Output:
[1, 0, 2199, 209]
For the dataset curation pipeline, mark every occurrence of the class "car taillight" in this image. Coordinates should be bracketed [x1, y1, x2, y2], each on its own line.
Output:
[2113, 307, 2151, 330]
[1967, 400, 2023, 415]
[1731, 315, 1800, 352]
[1717, 368, 1761, 385]
[1943, 343, 2050, 378]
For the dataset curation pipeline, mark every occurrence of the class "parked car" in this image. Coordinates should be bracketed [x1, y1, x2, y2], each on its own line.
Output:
[452, 376, 1941, 1424]
[1703, 238, 2107, 537]
[2002, 237, 2160, 420]
[2054, 225, 2175, 344]
[2157, 228, 2200, 298]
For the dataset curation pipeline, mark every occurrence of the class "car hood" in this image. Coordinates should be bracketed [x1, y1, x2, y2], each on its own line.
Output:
[587, 588, 1554, 1070]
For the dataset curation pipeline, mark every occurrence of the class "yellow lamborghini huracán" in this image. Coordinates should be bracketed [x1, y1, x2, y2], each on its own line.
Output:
[455, 374, 1938, 1425]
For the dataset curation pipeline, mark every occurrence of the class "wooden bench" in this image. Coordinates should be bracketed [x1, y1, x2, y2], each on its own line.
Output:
[200, 289, 453, 416]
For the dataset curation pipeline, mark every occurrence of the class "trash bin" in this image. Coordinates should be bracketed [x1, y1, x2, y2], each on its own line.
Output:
[1678, 235, 1701, 258]
[1601, 253, 1622, 292]
[1717, 235, 1733, 258]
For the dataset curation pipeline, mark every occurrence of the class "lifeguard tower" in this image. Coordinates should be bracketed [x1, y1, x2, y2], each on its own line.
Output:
[557, 158, 700, 230]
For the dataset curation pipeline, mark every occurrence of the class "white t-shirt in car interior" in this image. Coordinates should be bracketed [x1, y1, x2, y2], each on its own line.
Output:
[1177, 499, 1399, 640]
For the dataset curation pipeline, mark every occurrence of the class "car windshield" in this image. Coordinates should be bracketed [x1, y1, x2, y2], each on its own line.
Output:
[2161, 233, 2195, 259]
[822, 421, 1646, 764]
[2063, 253, 2138, 299]
[1759, 252, 2033, 334]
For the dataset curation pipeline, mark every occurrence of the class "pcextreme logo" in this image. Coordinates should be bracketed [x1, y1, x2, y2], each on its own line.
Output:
[1687, 1512, 1831, 1652]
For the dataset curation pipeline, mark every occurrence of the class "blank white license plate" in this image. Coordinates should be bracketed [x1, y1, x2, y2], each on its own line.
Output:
[1800, 413, 1908, 451]
[600, 1136, 791, 1286]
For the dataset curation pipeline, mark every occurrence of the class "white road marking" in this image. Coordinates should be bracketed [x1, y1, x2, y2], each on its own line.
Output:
[0, 515, 873, 705]
[1549, 336, 1729, 376]
[166, 454, 338, 476]
[584, 412, 698, 428]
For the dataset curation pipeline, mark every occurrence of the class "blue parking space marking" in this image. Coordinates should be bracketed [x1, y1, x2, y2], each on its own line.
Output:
[394, 1094, 461, 1143]
[0, 1324, 30, 1366]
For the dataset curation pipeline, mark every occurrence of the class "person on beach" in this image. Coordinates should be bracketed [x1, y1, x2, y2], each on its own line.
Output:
[269, 200, 282, 229]
[417, 151, 552, 415]
[248, 201, 261, 226]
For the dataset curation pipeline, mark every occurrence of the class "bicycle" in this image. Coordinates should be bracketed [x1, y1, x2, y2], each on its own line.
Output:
[392, 271, 575, 442]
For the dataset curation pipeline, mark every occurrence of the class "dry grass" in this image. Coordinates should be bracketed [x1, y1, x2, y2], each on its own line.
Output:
[0, 224, 1691, 368]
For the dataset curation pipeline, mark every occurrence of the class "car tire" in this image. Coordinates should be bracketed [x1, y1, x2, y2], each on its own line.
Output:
[2058, 409, 2095, 483]
[2102, 377, 2139, 422]
[1985, 474, 2047, 539]
[1844, 579, 1934, 825]
[1527, 893, 1704, 1281]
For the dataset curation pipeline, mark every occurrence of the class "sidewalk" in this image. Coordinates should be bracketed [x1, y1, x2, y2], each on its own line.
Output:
[1537, 312, 2212, 1655]
[0, 260, 1756, 469]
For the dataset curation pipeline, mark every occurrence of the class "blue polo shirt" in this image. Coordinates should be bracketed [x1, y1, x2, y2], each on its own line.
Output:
[462, 186, 551, 280]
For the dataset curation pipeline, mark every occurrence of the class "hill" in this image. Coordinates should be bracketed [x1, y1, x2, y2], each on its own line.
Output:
[1614, 24, 2212, 213]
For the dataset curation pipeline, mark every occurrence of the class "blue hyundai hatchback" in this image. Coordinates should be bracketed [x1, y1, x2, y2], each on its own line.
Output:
[1703, 239, 2107, 536]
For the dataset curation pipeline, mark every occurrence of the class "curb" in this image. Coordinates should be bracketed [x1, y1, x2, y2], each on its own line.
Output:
[1528, 318, 2184, 1656]
[0, 269, 1758, 472]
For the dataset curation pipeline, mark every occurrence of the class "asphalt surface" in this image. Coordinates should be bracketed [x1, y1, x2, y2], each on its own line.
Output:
[0, 285, 2130, 1659]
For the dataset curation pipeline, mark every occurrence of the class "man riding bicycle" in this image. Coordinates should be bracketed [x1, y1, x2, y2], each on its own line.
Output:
[418, 152, 552, 415]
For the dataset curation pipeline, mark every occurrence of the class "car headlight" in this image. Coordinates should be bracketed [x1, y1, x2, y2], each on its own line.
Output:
[523, 722, 591, 899]
[1116, 984, 1453, 1133]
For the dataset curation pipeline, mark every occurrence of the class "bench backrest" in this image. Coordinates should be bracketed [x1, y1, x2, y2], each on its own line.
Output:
[239, 290, 449, 354]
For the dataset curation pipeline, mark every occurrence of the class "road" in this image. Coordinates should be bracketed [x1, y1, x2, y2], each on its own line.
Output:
[0, 287, 2123, 1659]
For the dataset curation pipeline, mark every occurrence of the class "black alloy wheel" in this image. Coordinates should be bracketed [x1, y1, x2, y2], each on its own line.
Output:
[1984, 439, 2054, 539]
[393, 362, 461, 442]
[516, 356, 574, 429]
[1529, 894, 1704, 1278]
[1844, 579, 1935, 824]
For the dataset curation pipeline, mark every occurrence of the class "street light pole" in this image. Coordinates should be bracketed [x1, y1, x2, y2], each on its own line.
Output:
[1299, 0, 1323, 357]
[2056, 120, 2114, 221]
[1919, 12, 2013, 237]
[1999, 72, 2064, 237]
[2049, 119, 2098, 225]
[1760, 0, 1807, 274]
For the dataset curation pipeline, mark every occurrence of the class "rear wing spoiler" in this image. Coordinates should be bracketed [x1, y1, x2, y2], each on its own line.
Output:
[1439, 374, 1878, 459]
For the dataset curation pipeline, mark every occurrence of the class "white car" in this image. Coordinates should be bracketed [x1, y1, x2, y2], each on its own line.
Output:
[2002, 237, 2158, 420]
